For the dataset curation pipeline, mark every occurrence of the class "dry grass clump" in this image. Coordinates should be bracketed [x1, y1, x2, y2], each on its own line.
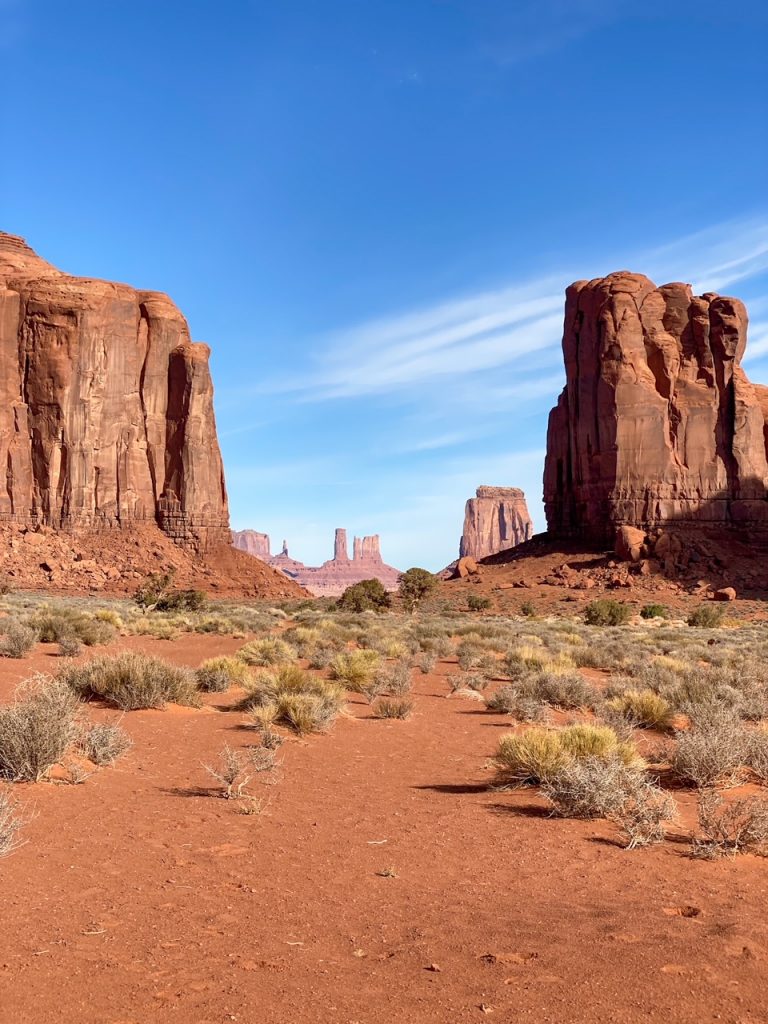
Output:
[236, 637, 295, 667]
[28, 606, 115, 647]
[670, 714, 751, 788]
[0, 676, 81, 781]
[373, 697, 414, 719]
[59, 652, 199, 710]
[238, 665, 345, 735]
[0, 621, 37, 659]
[543, 757, 678, 847]
[358, 659, 412, 703]
[0, 792, 27, 857]
[78, 721, 132, 765]
[494, 723, 642, 787]
[195, 656, 251, 693]
[330, 649, 380, 690]
[605, 689, 674, 730]
[692, 788, 768, 858]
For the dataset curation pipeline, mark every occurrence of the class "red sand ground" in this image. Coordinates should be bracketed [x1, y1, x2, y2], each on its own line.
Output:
[1, 634, 766, 1024]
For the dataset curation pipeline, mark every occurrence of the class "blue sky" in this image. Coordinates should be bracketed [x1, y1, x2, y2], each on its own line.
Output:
[2, 0, 767, 570]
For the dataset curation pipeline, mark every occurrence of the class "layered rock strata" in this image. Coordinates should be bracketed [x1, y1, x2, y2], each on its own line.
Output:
[0, 231, 228, 550]
[543, 271, 768, 544]
[459, 486, 533, 559]
[232, 529, 271, 559]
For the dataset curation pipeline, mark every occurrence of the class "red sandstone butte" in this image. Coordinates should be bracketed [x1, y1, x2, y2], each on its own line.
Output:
[0, 230, 227, 549]
[543, 271, 768, 543]
[232, 529, 271, 560]
[234, 527, 402, 596]
[459, 486, 533, 560]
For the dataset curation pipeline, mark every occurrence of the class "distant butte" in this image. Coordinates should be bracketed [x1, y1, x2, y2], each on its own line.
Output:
[460, 486, 533, 560]
[232, 527, 402, 596]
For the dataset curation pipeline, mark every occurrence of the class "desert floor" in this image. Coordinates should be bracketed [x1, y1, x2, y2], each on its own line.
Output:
[0, 631, 766, 1024]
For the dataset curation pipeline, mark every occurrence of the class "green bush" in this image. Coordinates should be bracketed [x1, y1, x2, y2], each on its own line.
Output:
[687, 604, 725, 628]
[640, 604, 668, 620]
[467, 594, 491, 612]
[398, 568, 439, 613]
[27, 606, 115, 647]
[337, 579, 392, 613]
[584, 599, 632, 626]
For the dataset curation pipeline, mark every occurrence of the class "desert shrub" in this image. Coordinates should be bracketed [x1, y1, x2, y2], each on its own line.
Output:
[671, 716, 750, 788]
[238, 666, 345, 734]
[93, 608, 123, 628]
[0, 677, 80, 781]
[195, 656, 251, 693]
[687, 604, 724, 628]
[519, 670, 596, 711]
[749, 729, 768, 784]
[156, 589, 207, 612]
[0, 621, 37, 659]
[337, 579, 391, 613]
[330, 649, 380, 690]
[692, 788, 768, 858]
[415, 651, 437, 675]
[78, 721, 132, 765]
[237, 637, 295, 667]
[28, 606, 114, 647]
[307, 646, 334, 670]
[520, 601, 536, 617]
[640, 604, 669, 620]
[373, 697, 413, 719]
[450, 670, 488, 694]
[493, 723, 641, 786]
[584, 600, 631, 626]
[372, 659, 412, 696]
[542, 755, 677, 845]
[59, 652, 199, 710]
[0, 792, 26, 857]
[457, 640, 489, 671]
[0, 574, 14, 596]
[485, 685, 549, 722]
[605, 689, 674, 730]
[398, 568, 439, 613]
[204, 744, 251, 799]
[58, 635, 82, 658]
[467, 595, 491, 612]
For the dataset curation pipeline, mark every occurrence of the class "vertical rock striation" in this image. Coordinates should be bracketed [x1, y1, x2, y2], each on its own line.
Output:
[459, 486, 533, 559]
[543, 271, 768, 544]
[0, 231, 228, 550]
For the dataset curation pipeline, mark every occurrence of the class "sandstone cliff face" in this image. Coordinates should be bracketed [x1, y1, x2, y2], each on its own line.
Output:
[460, 486, 533, 559]
[232, 529, 271, 559]
[0, 232, 228, 550]
[543, 272, 768, 543]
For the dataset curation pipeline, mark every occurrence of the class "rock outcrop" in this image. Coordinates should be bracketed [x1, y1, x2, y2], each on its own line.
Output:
[543, 271, 768, 544]
[0, 231, 305, 598]
[232, 530, 271, 560]
[233, 527, 402, 596]
[0, 231, 228, 550]
[459, 486, 533, 560]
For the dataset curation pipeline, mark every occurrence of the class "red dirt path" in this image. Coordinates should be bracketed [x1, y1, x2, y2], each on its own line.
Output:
[1, 635, 766, 1023]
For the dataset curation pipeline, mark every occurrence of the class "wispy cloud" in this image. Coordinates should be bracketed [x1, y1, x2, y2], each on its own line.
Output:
[261, 213, 768, 405]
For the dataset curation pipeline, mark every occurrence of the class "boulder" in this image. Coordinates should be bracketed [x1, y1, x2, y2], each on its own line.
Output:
[457, 556, 480, 578]
[615, 525, 646, 562]
[713, 587, 737, 601]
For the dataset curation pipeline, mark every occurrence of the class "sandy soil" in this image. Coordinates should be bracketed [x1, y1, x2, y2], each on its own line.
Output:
[0, 635, 766, 1024]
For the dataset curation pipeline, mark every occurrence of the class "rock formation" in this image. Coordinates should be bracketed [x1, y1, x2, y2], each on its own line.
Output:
[0, 231, 304, 598]
[233, 527, 401, 596]
[0, 231, 227, 550]
[459, 486, 533, 560]
[232, 530, 271, 559]
[543, 271, 768, 545]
